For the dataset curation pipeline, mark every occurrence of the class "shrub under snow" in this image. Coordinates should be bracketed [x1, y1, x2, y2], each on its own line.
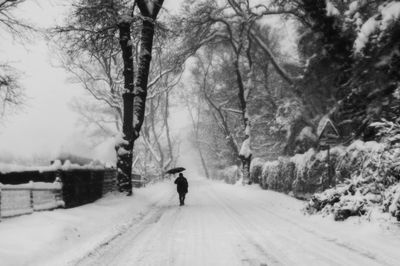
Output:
[307, 140, 400, 220]
[257, 137, 400, 221]
[249, 158, 264, 184]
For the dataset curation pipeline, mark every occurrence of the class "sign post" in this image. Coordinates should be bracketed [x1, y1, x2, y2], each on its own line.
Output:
[318, 119, 340, 189]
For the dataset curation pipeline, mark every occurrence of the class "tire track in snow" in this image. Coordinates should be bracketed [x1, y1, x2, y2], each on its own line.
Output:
[213, 185, 392, 266]
[236, 191, 392, 266]
[73, 179, 397, 266]
[204, 186, 285, 266]
[73, 191, 177, 266]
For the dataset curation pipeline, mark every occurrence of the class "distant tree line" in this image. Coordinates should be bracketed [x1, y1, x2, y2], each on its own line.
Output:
[177, 0, 400, 181]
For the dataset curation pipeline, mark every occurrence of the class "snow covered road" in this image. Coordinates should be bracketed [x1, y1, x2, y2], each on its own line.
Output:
[75, 179, 400, 266]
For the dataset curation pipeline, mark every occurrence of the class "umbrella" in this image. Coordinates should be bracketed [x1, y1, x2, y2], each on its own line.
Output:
[165, 167, 186, 174]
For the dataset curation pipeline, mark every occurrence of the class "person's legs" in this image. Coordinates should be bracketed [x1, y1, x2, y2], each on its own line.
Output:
[181, 193, 186, 205]
[179, 193, 184, 205]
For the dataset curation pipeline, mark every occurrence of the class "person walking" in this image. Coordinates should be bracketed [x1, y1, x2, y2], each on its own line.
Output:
[174, 173, 188, 206]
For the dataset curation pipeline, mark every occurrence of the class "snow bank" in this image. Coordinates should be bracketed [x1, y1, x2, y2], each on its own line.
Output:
[0, 181, 173, 266]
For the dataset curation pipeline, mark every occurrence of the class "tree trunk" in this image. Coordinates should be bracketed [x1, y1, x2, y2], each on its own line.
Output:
[241, 155, 252, 185]
[240, 121, 252, 185]
[133, 1, 163, 140]
[115, 0, 163, 190]
[116, 21, 134, 195]
[233, 57, 252, 185]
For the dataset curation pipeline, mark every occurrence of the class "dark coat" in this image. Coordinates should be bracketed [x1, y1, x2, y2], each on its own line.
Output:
[174, 176, 188, 194]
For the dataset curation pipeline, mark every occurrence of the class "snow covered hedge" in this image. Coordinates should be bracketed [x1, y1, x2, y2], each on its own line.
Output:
[260, 158, 295, 193]
[249, 158, 264, 184]
[307, 140, 400, 220]
[253, 139, 400, 221]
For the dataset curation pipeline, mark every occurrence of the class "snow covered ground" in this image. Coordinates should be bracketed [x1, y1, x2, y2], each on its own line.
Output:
[1, 177, 400, 266]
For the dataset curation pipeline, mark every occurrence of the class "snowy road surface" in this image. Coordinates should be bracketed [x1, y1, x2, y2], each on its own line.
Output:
[74, 179, 400, 266]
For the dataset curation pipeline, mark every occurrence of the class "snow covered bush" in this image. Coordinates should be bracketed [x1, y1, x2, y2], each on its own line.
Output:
[335, 141, 385, 181]
[259, 147, 341, 199]
[260, 161, 279, 189]
[306, 183, 368, 221]
[250, 158, 264, 184]
[276, 157, 295, 193]
[260, 157, 295, 192]
[257, 135, 400, 221]
[383, 184, 400, 221]
[307, 138, 400, 220]
[294, 126, 318, 154]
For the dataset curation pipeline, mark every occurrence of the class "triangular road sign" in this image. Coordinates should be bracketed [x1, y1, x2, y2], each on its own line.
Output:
[318, 118, 340, 140]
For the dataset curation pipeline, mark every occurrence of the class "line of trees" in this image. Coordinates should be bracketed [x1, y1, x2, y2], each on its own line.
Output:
[176, 0, 400, 182]
[53, 0, 197, 193]
[54, 0, 400, 189]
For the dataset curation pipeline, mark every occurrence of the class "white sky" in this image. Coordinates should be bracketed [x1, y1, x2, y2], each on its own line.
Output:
[0, 0, 186, 162]
[0, 0, 80, 160]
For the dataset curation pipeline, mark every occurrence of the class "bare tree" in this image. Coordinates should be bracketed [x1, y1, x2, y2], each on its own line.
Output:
[0, 0, 33, 37]
[0, 0, 35, 119]
[53, 0, 167, 194]
[0, 64, 24, 118]
[175, 0, 306, 182]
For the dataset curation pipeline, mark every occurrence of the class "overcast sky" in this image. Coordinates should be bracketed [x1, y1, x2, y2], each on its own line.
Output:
[0, 0, 185, 162]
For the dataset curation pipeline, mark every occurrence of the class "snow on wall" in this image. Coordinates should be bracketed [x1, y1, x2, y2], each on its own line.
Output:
[0, 181, 61, 190]
[0, 160, 105, 174]
[0, 181, 64, 218]
[0, 163, 37, 174]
